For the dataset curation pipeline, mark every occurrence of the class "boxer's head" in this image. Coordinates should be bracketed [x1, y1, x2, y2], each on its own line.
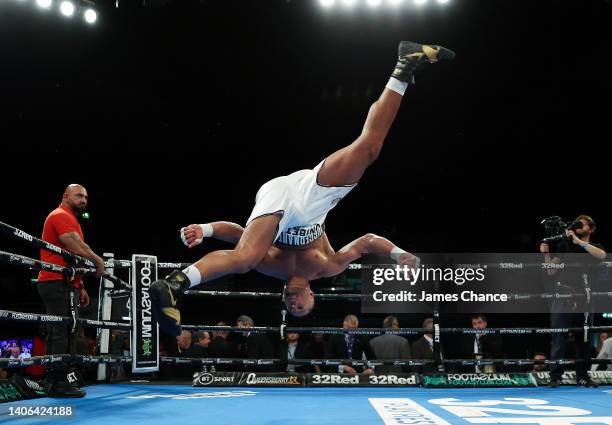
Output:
[285, 276, 314, 317]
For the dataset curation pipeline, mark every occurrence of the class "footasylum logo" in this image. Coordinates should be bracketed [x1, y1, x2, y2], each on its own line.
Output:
[140, 260, 153, 341]
[142, 339, 152, 356]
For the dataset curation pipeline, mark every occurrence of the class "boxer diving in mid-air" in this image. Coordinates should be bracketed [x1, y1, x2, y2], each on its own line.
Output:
[150, 41, 455, 336]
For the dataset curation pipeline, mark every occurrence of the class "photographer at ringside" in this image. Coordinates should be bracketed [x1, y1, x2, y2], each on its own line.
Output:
[540, 215, 606, 388]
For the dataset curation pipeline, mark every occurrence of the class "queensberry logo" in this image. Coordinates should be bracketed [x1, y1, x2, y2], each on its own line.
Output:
[245, 373, 300, 385]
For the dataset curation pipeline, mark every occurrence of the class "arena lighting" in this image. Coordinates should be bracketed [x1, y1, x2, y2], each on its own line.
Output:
[83, 7, 97, 23]
[76, 0, 98, 24]
[319, 0, 335, 7]
[36, 0, 52, 9]
[316, 0, 450, 9]
[13, 0, 99, 25]
[59, 0, 75, 16]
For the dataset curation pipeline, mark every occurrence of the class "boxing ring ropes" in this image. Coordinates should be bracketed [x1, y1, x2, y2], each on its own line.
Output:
[2, 218, 612, 388]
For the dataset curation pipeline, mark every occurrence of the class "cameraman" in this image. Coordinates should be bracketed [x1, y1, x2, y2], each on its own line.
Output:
[540, 215, 606, 388]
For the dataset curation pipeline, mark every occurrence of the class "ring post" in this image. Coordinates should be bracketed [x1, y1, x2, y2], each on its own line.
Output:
[96, 252, 115, 381]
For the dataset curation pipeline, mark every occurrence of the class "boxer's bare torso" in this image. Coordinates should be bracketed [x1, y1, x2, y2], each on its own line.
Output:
[256, 233, 342, 281]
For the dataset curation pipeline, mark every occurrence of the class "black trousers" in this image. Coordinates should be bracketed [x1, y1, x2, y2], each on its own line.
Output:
[550, 300, 590, 380]
[37, 281, 78, 365]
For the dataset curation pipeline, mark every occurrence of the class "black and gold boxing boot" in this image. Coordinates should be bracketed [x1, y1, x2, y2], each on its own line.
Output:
[149, 270, 190, 336]
[392, 41, 455, 84]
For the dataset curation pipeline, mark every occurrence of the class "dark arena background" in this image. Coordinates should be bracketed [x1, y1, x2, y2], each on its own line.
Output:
[1, 0, 611, 423]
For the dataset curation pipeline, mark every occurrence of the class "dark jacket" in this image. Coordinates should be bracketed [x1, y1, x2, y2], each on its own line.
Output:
[458, 333, 503, 372]
[307, 339, 326, 360]
[411, 336, 440, 374]
[238, 333, 275, 359]
[207, 336, 237, 371]
[325, 334, 376, 373]
[369, 334, 411, 374]
[281, 341, 316, 373]
[209, 336, 237, 358]
[461, 333, 503, 359]
[187, 343, 210, 358]
[237, 333, 275, 371]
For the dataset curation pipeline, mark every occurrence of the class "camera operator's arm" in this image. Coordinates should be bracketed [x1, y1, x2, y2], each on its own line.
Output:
[566, 230, 607, 260]
[540, 243, 561, 276]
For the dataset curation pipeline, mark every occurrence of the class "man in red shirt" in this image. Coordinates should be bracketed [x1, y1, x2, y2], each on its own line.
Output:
[38, 184, 105, 398]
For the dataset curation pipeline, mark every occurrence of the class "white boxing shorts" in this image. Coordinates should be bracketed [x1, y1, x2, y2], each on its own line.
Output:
[246, 159, 356, 247]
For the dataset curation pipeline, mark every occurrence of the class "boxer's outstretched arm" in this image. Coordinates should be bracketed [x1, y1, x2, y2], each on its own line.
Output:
[181, 221, 244, 248]
[323, 233, 419, 277]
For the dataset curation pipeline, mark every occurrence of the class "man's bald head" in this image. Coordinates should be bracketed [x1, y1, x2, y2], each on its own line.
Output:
[64, 184, 86, 195]
[62, 184, 88, 214]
